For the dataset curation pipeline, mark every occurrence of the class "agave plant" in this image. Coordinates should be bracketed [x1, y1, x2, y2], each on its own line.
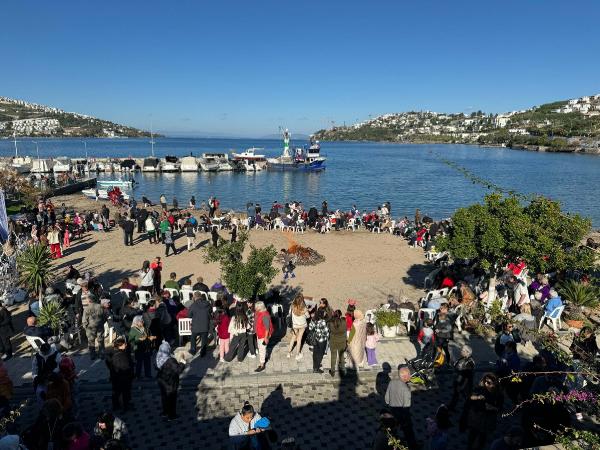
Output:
[558, 280, 600, 309]
[17, 244, 53, 303]
[37, 300, 66, 334]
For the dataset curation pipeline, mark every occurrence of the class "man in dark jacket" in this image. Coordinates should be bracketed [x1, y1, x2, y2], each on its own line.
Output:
[137, 208, 148, 234]
[120, 215, 135, 247]
[101, 205, 110, 229]
[187, 293, 212, 356]
[105, 337, 134, 411]
[0, 302, 14, 360]
[192, 277, 209, 293]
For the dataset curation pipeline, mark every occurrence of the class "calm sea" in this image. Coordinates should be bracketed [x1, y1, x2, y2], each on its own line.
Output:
[1, 137, 599, 226]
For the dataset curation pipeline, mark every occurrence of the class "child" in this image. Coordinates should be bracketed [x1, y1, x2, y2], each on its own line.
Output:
[215, 304, 231, 363]
[281, 249, 296, 280]
[345, 303, 356, 338]
[417, 319, 435, 356]
[365, 322, 380, 367]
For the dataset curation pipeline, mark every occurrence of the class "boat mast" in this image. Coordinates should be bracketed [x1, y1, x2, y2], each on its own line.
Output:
[13, 131, 18, 158]
[150, 122, 156, 157]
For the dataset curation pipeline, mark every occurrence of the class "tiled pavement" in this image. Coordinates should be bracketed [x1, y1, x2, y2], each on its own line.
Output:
[7, 330, 540, 449]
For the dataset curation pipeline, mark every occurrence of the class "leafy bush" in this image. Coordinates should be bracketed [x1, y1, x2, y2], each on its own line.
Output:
[37, 300, 66, 333]
[558, 280, 600, 309]
[17, 244, 53, 302]
[374, 309, 401, 328]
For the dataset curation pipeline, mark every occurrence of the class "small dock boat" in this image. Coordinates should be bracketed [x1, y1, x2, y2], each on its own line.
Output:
[142, 157, 161, 172]
[161, 155, 181, 172]
[180, 155, 199, 172]
[231, 148, 268, 171]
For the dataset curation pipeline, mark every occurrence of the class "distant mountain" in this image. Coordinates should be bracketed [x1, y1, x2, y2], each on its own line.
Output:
[260, 133, 310, 140]
[0, 96, 155, 138]
[314, 94, 600, 153]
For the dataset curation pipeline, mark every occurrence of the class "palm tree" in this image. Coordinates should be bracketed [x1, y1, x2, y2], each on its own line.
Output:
[17, 244, 53, 305]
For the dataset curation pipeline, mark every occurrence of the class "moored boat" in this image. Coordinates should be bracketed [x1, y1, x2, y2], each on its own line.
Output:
[52, 157, 72, 173]
[180, 155, 199, 172]
[267, 130, 326, 171]
[142, 157, 161, 172]
[161, 155, 181, 172]
[231, 148, 268, 171]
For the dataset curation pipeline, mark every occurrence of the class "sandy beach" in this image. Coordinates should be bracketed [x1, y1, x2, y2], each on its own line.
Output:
[49, 193, 428, 310]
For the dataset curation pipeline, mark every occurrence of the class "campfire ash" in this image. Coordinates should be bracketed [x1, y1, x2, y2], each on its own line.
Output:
[278, 234, 325, 266]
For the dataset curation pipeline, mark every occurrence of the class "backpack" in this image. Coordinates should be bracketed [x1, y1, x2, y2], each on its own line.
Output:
[433, 346, 446, 368]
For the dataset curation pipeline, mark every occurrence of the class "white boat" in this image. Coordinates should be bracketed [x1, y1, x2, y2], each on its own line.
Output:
[9, 133, 32, 173]
[199, 153, 232, 171]
[161, 155, 181, 172]
[52, 157, 72, 173]
[31, 158, 54, 173]
[82, 188, 130, 201]
[118, 158, 138, 172]
[11, 156, 33, 174]
[180, 156, 199, 172]
[142, 157, 161, 172]
[232, 148, 268, 171]
[97, 179, 134, 188]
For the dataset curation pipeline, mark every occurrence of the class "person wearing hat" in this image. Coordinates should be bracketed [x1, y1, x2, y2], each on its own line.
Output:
[32, 342, 62, 402]
[156, 340, 185, 420]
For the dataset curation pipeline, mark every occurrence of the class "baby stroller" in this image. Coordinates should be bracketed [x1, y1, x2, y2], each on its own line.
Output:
[407, 344, 444, 389]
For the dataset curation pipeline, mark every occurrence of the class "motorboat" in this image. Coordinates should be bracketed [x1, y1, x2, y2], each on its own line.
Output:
[82, 188, 130, 201]
[199, 153, 221, 172]
[97, 179, 135, 189]
[119, 158, 138, 172]
[52, 157, 72, 173]
[180, 156, 199, 172]
[231, 148, 268, 171]
[11, 156, 32, 174]
[30, 158, 55, 173]
[142, 157, 161, 172]
[161, 155, 181, 172]
[267, 131, 326, 171]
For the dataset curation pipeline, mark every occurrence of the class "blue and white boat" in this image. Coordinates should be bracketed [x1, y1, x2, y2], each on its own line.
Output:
[267, 130, 326, 171]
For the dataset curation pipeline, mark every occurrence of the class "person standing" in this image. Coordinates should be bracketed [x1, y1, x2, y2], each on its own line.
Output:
[211, 226, 219, 247]
[189, 195, 196, 210]
[101, 204, 110, 229]
[128, 316, 153, 379]
[145, 214, 157, 244]
[172, 197, 179, 211]
[347, 310, 367, 369]
[139, 260, 155, 294]
[164, 228, 177, 257]
[185, 219, 196, 252]
[449, 345, 475, 411]
[82, 295, 106, 360]
[365, 322, 381, 367]
[120, 215, 134, 247]
[254, 301, 272, 373]
[328, 310, 347, 377]
[230, 223, 237, 243]
[385, 366, 418, 450]
[0, 302, 14, 361]
[286, 295, 309, 360]
[160, 194, 167, 211]
[47, 225, 62, 258]
[308, 307, 329, 373]
[150, 257, 163, 294]
[137, 208, 148, 234]
[187, 293, 212, 356]
[156, 340, 185, 421]
[105, 337, 134, 411]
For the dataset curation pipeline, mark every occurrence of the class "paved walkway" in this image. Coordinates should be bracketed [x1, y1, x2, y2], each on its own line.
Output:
[7, 330, 537, 389]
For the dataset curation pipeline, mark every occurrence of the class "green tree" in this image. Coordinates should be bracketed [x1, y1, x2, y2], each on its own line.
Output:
[204, 231, 278, 300]
[437, 194, 594, 302]
[17, 243, 54, 303]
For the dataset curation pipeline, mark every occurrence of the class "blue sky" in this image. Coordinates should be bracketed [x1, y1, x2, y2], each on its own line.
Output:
[1, 0, 599, 137]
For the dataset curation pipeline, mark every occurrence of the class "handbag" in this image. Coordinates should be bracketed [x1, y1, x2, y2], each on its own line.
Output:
[305, 329, 317, 347]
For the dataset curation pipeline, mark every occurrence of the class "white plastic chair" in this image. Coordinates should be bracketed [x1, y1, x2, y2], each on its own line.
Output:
[180, 289, 194, 304]
[207, 292, 218, 302]
[178, 318, 192, 346]
[295, 220, 306, 234]
[272, 218, 284, 230]
[419, 308, 437, 327]
[346, 218, 357, 231]
[136, 290, 151, 305]
[399, 308, 415, 333]
[538, 305, 565, 332]
[164, 288, 179, 299]
[119, 288, 132, 299]
[25, 335, 45, 353]
[365, 309, 377, 325]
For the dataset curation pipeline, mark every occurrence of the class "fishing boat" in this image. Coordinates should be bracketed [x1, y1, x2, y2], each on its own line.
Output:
[142, 157, 161, 172]
[82, 188, 130, 201]
[267, 130, 326, 171]
[161, 155, 181, 172]
[180, 155, 199, 172]
[231, 148, 268, 171]
[52, 157, 72, 173]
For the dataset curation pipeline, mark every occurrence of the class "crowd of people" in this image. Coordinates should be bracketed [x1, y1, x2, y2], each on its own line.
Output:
[1, 195, 599, 450]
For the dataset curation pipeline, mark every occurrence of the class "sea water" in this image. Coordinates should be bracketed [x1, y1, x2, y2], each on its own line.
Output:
[1, 137, 599, 226]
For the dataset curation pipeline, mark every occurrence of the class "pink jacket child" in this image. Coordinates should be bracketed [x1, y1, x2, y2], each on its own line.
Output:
[216, 312, 231, 361]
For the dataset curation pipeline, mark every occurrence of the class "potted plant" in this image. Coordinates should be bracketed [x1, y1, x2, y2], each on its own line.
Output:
[558, 280, 599, 329]
[374, 309, 401, 337]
